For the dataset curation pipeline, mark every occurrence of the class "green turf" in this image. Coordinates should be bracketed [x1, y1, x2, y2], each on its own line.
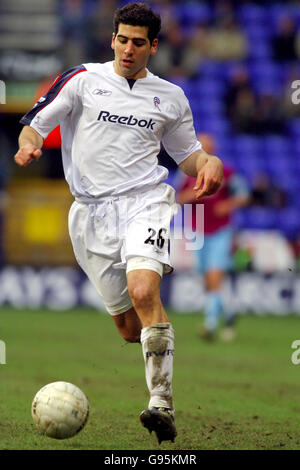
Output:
[0, 307, 300, 450]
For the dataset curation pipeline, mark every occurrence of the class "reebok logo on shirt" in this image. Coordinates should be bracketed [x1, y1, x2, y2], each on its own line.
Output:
[97, 110, 156, 130]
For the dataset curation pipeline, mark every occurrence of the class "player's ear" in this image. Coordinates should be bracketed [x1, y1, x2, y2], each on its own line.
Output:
[111, 33, 116, 50]
[150, 38, 158, 56]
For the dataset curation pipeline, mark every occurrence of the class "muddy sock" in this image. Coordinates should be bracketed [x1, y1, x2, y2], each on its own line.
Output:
[140, 322, 174, 411]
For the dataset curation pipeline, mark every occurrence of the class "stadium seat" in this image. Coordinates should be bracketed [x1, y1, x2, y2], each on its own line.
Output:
[191, 98, 224, 117]
[176, 2, 212, 26]
[248, 41, 272, 60]
[197, 60, 222, 79]
[249, 61, 285, 80]
[196, 117, 231, 136]
[244, 23, 272, 39]
[287, 119, 300, 137]
[194, 78, 225, 97]
[237, 4, 267, 25]
[242, 207, 277, 230]
[268, 4, 299, 30]
[232, 135, 262, 157]
[275, 208, 300, 239]
[232, 208, 249, 230]
[263, 135, 290, 155]
[235, 160, 266, 184]
[265, 155, 295, 175]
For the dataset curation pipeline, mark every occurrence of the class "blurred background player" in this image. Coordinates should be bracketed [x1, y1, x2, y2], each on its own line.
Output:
[177, 133, 250, 341]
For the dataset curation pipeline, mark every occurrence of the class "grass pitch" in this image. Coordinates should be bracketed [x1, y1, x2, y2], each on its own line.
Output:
[1, 307, 300, 450]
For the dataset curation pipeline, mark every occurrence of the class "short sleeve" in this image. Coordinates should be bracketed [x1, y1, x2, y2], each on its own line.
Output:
[20, 65, 87, 139]
[162, 91, 201, 165]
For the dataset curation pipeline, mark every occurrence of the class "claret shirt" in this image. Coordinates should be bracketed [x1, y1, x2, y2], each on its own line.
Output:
[21, 61, 201, 198]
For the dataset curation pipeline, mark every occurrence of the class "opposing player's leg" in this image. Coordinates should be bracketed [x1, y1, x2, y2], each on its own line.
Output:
[126, 264, 176, 444]
[202, 269, 224, 339]
[199, 227, 233, 340]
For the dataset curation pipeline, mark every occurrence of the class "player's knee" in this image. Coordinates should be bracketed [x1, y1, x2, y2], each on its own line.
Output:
[129, 283, 156, 311]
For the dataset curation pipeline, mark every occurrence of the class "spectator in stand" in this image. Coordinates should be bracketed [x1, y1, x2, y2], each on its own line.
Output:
[207, 14, 248, 61]
[225, 66, 252, 115]
[60, 0, 90, 68]
[227, 86, 285, 135]
[176, 133, 250, 341]
[251, 172, 287, 209]
[230, 88, 258, 134]
[254, 93, 285, 135]
[85, 0, 118, 63]
[182, 22, 211, 73]
[225, 66, 258, 133]
[149, 19, 199, 79]
[272, 15, 300, 63]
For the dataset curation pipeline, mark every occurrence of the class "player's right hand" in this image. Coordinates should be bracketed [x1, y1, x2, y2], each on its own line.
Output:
[14, 144, 42, 167]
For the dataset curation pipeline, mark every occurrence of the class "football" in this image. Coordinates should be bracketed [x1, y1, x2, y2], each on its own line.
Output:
[31, 381, 89, 439]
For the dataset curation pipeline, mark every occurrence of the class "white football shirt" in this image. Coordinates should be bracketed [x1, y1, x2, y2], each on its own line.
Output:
[21, 61, 202, 198]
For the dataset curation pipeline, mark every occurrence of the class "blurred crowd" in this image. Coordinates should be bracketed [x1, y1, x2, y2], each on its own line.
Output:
[1, 0, 300, 267]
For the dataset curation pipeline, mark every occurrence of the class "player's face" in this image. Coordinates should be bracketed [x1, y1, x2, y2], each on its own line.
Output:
[111, 23, 158, 79]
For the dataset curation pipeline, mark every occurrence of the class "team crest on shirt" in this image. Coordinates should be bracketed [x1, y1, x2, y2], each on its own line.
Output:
[153, 96, 161, 111]
[93, 89, 112, 96]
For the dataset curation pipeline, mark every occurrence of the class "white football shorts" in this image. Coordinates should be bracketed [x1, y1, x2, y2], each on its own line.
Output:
[68, 183, 177, 316]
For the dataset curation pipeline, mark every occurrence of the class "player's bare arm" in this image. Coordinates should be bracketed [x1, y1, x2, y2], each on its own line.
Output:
[213, 194, 250, 217]
[179, 149, 224, 200]
[14, 125, 43, 167]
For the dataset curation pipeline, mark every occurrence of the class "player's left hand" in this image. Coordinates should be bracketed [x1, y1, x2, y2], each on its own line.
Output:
[193, 156, 223, 200]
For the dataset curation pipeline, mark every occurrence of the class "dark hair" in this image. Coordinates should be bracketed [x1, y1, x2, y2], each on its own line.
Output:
[113, 2, 161, 44]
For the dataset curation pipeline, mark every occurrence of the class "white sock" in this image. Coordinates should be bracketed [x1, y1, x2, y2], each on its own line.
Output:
[140, 322, 174, 411]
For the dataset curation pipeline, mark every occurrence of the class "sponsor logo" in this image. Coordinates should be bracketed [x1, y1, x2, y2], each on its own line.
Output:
[146, 349, 174, 358]
[154, 96, 161, 111]
[97, 110, 156, 130]
[93, 89, 112, 96]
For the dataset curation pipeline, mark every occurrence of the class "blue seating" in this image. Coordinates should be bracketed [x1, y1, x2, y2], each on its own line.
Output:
[237, 4, 267, 25]
[248, 41, 272, 60]
[275, 208, 300, 239]
[195, 118, 231, 137]
[244, 23, 272, 39]
[287, 119, 300, 137]
[266, 155, 295, 173]
[232, 208, 249, 230]
[263, 135, 290, 155]
[249, 61, 285, 84]
[175, 2, 212, 26]
[232, 135, 262, 157]
[197, 60, 222, 79]
[191, 98, 224, 117]
[194, 78, 225, 97]
[243, 207, 277, 230]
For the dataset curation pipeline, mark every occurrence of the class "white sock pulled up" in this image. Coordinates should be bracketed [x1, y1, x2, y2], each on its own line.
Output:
[140, 322, 174, 411]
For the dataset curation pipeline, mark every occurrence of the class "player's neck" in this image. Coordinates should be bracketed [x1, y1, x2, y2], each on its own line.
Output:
[113, 61, 147, 80]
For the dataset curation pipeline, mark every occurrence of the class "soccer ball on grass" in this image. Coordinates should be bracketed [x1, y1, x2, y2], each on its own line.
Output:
[31, 381, 89, 439]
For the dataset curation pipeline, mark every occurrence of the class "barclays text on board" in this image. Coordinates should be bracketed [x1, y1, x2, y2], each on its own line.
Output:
[0, 267, 299, 314]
